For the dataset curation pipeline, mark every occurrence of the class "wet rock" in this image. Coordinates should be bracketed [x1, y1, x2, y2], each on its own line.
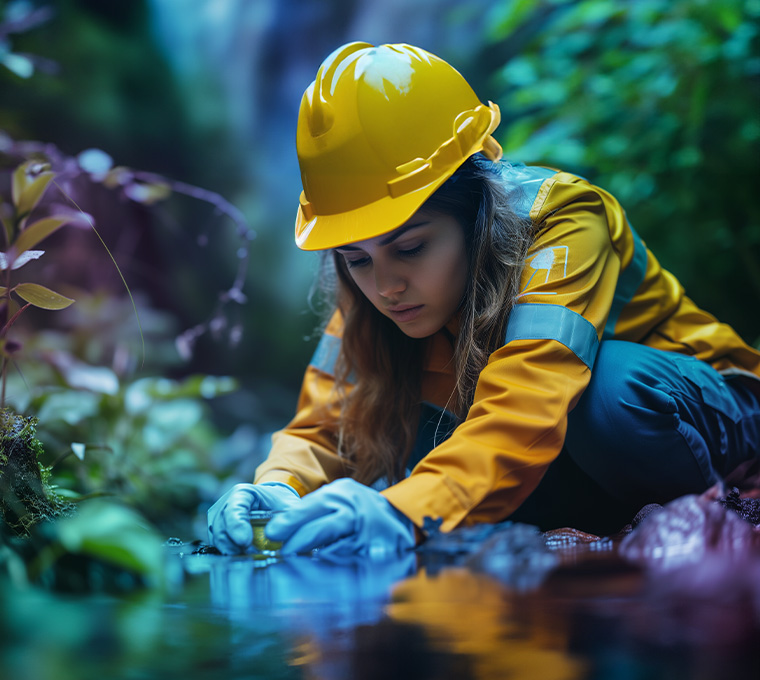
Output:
[719, 487, 760, 526]
[543, 527, 602, 548]
[608, 503, 664, 539]
[418, 520, 509, 557]
[619, 493, 760, 570]
[192, 543, 221, 555]
[417, 521, 560, 589]
[465, 524, 559, 590]
[630, 503, 663, 528]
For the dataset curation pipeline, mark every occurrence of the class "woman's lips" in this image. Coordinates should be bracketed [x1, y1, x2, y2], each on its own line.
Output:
[388, 304, 423, 322]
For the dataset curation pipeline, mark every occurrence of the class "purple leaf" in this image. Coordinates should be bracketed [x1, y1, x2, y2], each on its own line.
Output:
[0, 249, 44, 270]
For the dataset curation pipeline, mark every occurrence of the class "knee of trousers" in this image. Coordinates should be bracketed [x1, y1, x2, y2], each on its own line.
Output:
[566, 341, 678, 452]
[562, 341, 717, 504]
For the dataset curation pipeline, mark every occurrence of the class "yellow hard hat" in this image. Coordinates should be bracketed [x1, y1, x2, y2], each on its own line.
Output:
[294, 42, 502, 251]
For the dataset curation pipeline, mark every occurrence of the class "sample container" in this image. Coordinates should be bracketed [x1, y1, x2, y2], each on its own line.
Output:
[249, 510, 283, 553]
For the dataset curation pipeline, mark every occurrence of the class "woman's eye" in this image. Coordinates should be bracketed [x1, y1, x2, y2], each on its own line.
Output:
[398, 243, 426, 258]
[345, 256, 370, 269]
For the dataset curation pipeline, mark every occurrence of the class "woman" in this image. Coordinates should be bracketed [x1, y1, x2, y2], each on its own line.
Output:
[208, 42, 760, 556]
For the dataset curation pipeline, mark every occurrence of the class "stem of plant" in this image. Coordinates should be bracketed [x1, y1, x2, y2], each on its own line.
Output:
[0, 358, 6, 411]
[1, 301, 31, 337]
[0, 268, 11, 410]
[0, 300, 30, 410]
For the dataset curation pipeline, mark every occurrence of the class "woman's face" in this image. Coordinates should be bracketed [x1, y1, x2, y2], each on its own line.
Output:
[335, 210, 469, 338]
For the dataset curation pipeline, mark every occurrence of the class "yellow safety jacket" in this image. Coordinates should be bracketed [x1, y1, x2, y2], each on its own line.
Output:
[255, 166, 760, 532]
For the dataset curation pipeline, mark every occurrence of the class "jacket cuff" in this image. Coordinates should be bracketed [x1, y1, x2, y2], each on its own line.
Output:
[381, 471, 471, 534]
[255, 471, 307, 497]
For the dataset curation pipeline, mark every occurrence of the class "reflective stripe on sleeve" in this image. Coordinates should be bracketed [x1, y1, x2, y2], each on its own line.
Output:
[603, 225, 648, 339]
[504, 303, 600, 369]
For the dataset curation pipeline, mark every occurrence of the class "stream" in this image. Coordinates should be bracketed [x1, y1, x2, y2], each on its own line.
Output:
[2, 495, 759, 680]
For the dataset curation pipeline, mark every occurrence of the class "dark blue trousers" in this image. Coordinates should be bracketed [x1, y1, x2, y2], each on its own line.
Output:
[510, 341, 760, 534]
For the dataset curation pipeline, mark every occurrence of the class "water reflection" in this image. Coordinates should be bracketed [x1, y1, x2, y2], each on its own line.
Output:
[206, 552, 418, 679]
[204, 528, 588, 680]
[5, 517, 758, 679]
[386, 567, 588, 680]
[196, 511, 760, 680]
[209, 552, 416, 622]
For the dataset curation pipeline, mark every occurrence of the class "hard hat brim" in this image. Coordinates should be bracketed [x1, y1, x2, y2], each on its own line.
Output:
[295, 124, 503, 251]
[294, 167, 454, 251]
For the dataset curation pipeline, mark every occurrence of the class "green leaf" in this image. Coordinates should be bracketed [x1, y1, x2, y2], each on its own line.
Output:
[13, 282, 75, 310]
[36, 390, 99, 426]
[13, 215, 70, 255]
[152, 374, 239, 400]
[11, 161, 55, 222]
[58, 359, 119, 395]
[1, 52, 34, 78]
[487, 0, 535, 39]
[51, 487, 84, 499]
[0, 199, 12, 246]
[54, 500, 164, 581]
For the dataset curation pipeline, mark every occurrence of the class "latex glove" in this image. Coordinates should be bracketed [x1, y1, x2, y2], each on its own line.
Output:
[266, 478, 415, 559]
[207, 482, 300, 554]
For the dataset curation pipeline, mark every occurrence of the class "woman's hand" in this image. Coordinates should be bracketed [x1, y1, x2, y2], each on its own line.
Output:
[207, 482, 300, 554]
[265, 478, 415, 558]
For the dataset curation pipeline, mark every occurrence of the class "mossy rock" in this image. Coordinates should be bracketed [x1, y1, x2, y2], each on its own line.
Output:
[0, 410, 74, 536]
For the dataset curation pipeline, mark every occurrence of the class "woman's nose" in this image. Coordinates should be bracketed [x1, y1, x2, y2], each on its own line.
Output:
[374, 263, 406, 298]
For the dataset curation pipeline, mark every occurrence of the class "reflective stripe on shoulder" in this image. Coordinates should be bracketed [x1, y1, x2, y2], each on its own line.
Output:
[309, 333, 341, 377]
[603, 225, 648, 339]
[504, 303, 599, 369]
[501, 164, 557, 220]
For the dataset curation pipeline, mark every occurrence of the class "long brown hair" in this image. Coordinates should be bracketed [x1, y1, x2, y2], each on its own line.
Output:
[314, 155, 532, 486]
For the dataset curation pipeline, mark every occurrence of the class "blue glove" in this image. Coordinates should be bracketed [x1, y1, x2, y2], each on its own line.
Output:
[207, 482, 300, 554]
[265, 478, 415, 558]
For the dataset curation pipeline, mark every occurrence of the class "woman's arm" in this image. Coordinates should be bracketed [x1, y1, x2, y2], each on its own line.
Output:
[254, 311, 349, 495]
[383, 173, 627, 531]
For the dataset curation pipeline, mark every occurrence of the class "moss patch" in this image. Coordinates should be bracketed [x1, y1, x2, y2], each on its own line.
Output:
[0, 410, 74, 536]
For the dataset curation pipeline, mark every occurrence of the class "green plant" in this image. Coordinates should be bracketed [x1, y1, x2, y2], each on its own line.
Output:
[0, 139, 261, 534]
[14, 370, 240, 536]
[0, 160, 77, 405]
[0, 3, 259, 595]
[0, 0, 261, 585]
[0, 408, 167, 594]
[484, 0, 760, 343]
[0, 137, 256, 365]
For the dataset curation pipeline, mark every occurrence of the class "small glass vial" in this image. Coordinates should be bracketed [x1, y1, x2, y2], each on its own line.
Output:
[249, 510, 282, 553]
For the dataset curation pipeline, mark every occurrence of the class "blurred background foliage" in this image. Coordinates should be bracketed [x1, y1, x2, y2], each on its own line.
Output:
[2, 0, 757, 390]
[0, 0, 758, 586]
[488, 0, 760, 342]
